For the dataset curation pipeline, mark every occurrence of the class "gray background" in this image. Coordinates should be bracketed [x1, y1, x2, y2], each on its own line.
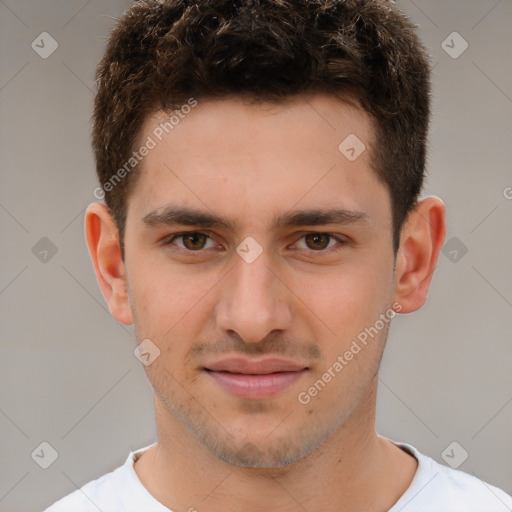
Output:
[1, 1, 511, 511]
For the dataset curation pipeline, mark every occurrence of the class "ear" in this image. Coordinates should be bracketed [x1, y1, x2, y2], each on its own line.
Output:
[393, 196, 446, 313]
[84, 202, 133, 325]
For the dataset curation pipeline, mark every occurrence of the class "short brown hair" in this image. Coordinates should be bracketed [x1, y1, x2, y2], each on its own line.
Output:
[92, 0, 431, 256]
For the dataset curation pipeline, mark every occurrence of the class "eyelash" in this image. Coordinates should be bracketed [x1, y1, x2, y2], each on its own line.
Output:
[161, 231, 348, 255]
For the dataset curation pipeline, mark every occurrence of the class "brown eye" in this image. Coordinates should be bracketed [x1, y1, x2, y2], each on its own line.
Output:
[181, 232, 209, 250]
[304, 233, 332, 250]
[293, 232, 347, 254]
[163, 231, 216, 251]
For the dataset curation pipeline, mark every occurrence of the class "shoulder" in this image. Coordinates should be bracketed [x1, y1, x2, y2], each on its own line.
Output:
[392, 442, 512, 512]
[43, 464, 127, 512]
[42, 444, 164, 512]
[428, 460, 512, 510]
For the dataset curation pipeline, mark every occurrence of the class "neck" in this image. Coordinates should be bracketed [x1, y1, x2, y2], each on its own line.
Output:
[134, 379, 417, 512]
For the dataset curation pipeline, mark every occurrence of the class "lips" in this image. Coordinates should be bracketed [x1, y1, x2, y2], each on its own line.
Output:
[205, 357, 307, 374]
[203, 357, 308, 399]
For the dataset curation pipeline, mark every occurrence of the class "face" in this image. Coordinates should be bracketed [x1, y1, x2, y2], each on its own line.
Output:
[122, 94, 398, 468]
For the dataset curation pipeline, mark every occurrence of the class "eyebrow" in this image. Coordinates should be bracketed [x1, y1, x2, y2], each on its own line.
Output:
[142, 206, 369, 231]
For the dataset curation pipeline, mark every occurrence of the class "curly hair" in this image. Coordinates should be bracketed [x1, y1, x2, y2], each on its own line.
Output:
[92, 0, 431, 256]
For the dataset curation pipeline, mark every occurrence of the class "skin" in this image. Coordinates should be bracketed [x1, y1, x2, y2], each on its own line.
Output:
[85, 93, 446, 512]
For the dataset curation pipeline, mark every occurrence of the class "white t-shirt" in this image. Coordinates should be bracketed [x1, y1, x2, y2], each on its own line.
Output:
[43, 440, 512, 512]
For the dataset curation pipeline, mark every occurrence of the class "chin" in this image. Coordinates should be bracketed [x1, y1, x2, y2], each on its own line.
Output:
[199, 426, 328, 469]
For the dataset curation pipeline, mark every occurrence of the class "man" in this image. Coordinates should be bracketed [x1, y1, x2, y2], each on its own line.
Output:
[45, 0, 512, 510]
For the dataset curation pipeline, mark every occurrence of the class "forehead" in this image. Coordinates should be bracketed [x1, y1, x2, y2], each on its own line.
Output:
[143, 93, 373, 161]
[126, 93, 390, 230]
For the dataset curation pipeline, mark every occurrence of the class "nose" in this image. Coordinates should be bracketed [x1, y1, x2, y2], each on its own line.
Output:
[215, 249, 293, 344]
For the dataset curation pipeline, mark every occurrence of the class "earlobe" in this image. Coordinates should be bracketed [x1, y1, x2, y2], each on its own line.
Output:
[84, 202, 134, 325]
[393, 197, 446, 313]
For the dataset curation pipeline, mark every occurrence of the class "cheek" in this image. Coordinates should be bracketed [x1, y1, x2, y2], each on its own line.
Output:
[128, 259, 224, 371]
[305, 262, 393, 334]
[129, 254, 218, 328]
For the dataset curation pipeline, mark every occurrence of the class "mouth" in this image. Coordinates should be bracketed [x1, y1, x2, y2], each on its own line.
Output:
[203, 357, 309, 399]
